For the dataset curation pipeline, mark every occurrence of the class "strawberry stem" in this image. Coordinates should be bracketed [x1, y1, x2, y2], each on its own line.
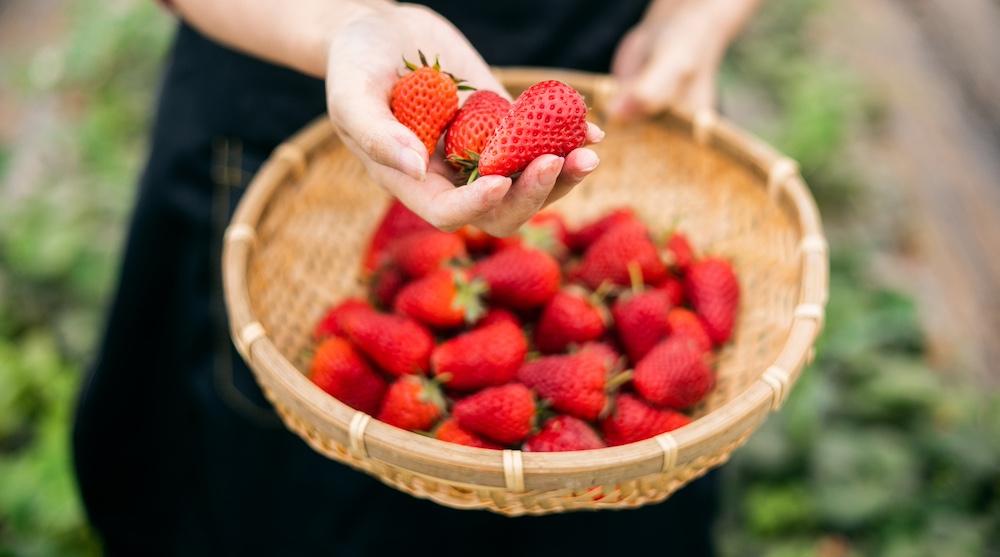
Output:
[605, 370, 634, 393]
[627, 261, 645, 294]
[466, 167, 480, 184]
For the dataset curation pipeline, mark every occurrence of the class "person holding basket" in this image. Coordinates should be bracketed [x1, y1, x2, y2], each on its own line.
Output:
[73, 0, 760, 554]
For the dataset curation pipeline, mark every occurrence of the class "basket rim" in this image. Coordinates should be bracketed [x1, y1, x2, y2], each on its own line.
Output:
[222, 68, 829, 492]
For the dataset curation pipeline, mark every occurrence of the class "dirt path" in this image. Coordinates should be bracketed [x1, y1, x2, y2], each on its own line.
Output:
[819, 0, 1000, 381]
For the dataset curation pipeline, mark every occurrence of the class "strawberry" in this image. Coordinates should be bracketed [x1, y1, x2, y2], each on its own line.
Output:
[611, 263, 672, 364]
[534, 286, 608, 354]
[567, 208, 639, 251]
[633, 336, 714, 409]
[390, 51, 468, 154]
[655, 274, 686, 307]
[313, 298, 371, 339]
[370, 265, 406, 309]
[523, 416, 606, 452]
[476, 80, 588, 178]
[391, 230, 467, 278]
[685, 258, 740, 345]
[471, 246, 561, 310]
[377, 375, 444, 431]
[309, 336, 387, 415]
[445, 90, 511, 174]
[456, 225, 496, 253]
[665, 231, 696, 273]
[340, 308, 434, 376]
[666, 308, 712, 352]
[578, 341, 623, 371]
[393, 268, 486, 329]
[453, 383, 536, 444]
[577, 220, 667, 289]
[600, 393, 691, 446]
[435, 418, 502, 449]
[477, 307, 521, 328]
[493, 212, 570, 257]
[431, 320, 527, 391]
[364, 199, 434, 272]
[517, 350, 626, 421]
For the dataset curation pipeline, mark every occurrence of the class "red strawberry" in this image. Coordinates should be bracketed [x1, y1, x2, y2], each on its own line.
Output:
[364, 200, 434, 272]
[431, 320, 527, 391]
[665, 231, 696, 273]
[377, 375, 444, 431]
[393, 268, 486, 329]
[633, 336, 714, 409]
[453, 384, 536, 444]
[309, 336, 387, 415]
[435, 418, 502, 449]
[577, 220, 667, 289]
[523, 416, 606, 452]
[477, 80, 588, 178]
[390, 51, 467, 154]
[477, 307, 521, 328]
[340, 308, 433, 376]
[517, 350, 624, 421]
[391, 230, 467, 278]
[371, 265, 406, 309]
[471, 246, 561, 310]
[493, 212, 570, 257]
[666, 308, 712, 352]
[534, 287, 608, 354]
[578, 341, 623, 371]
[313, 298, 371, 339]
[456, 225, 496, 253]
[600, 393, 692, 446]
[656, 274, 685, 306]
[612, 290, 672, 365]
[685, 258, 740, 345]
[445, 90, 511, 174]
[567, 208, 639, 251]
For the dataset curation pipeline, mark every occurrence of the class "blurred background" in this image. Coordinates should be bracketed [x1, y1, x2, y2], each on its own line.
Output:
[0, 0, 997, 555]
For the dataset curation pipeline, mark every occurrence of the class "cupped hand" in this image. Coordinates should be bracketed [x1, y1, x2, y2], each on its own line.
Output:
[325, 3, 603, 237]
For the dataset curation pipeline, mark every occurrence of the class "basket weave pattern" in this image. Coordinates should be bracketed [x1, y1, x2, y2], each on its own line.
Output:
[223, 69, 828, 515]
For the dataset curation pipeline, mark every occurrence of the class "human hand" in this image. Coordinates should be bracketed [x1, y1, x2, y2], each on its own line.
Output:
[608, 0, 760, 118]
[325, 3, 603, 236]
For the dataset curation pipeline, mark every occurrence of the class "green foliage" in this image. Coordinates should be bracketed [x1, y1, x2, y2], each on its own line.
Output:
[0, 0, 171, 554]
[718, 1, 1000, 555]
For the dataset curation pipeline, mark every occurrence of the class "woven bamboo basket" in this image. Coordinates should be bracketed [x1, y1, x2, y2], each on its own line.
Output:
[222, 68, 828, 516]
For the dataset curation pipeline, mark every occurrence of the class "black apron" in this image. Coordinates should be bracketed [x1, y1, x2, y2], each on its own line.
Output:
[73, 3, 719, 555]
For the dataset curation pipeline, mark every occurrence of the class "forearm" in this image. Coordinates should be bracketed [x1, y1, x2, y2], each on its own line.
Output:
[170, 0, 387, 77]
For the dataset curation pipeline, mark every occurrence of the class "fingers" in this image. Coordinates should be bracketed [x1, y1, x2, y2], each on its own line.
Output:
[423, 175, 512, 231]
[682, 73, 717, 114]
[586, 122, 606, 145]
[327, 83, 429, 180]
[545, 148, 600, 207]
[477, 155, 563, 236]
[343, 133, 511, 231]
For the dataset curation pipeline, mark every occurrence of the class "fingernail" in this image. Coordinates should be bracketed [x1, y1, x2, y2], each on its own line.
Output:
[578, 150, 600, 173]
[397, 147, 426, 180]
[589, 124, 606, 143]
[541, 157, 564, 183]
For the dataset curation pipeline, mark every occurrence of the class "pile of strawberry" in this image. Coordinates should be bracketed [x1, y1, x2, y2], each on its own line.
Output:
[309, 201, 740, 452]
